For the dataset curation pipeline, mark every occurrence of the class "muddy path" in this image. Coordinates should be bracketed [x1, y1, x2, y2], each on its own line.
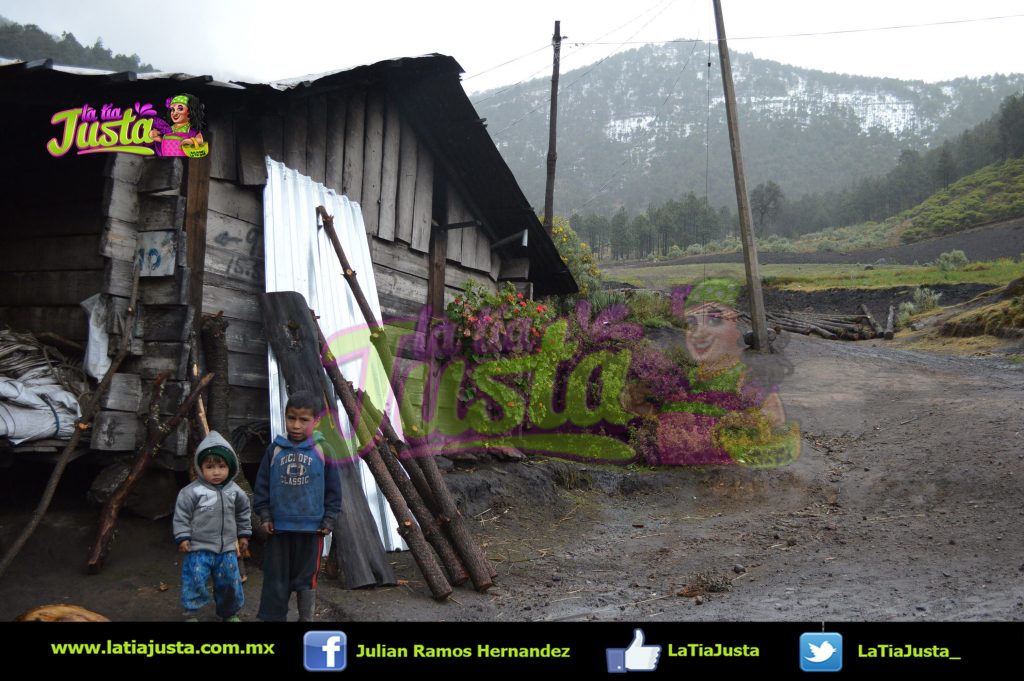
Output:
[1, 334, 1022, 622]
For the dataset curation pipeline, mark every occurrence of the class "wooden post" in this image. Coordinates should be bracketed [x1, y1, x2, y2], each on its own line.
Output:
[712, 0, 770, 352]
[542, 20, 562, 233]
[184, 157, 211, 337]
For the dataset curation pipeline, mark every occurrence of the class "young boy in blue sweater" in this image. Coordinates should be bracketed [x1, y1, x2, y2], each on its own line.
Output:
[253, 390, 342, 621]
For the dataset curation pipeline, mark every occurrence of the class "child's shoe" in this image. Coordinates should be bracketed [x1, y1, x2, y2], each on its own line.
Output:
[224, 615, 241, 622]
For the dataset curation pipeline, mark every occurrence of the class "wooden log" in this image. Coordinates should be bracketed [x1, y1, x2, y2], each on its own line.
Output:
[0, 264, 139, 581]
[258, 291, 396, 589]
[395, 118, 417, 244]
[314, 321, 466, 585]
[200, 314, 230, 434]
[86, 372, 214, 573]
[361, 92, 385, 235]
[314, 324, 452, 599]
[313, 223, 494, 590]
[859, 304, 884, 337]
[884, 305, 895, 340]
[378, 102, 400, 242]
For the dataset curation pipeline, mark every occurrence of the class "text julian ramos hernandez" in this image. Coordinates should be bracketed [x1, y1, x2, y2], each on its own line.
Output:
[356, 644, 570, 659]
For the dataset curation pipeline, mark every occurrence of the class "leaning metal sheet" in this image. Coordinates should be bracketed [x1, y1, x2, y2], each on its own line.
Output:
[263, 158, 405, 552]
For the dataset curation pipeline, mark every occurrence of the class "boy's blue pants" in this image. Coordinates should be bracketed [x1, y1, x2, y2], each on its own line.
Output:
[181, 549, 244, 617]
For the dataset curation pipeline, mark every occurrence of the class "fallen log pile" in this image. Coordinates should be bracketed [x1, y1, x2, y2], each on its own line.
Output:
[741, 305, 897, 341]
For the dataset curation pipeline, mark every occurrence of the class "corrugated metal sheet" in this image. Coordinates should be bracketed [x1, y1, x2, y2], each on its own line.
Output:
[263, 158, 405, 552]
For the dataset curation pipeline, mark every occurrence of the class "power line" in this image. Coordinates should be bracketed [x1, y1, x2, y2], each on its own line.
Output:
[470, 0, 674, 106]
[462, 43, 549, 82]
[491, 0, 679, 138]
[558, 11, 1024, 47]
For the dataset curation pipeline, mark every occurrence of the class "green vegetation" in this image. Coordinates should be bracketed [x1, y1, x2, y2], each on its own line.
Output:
[936, 249, 969, 272]
[602, 258, 1024, 292]
[896, 287, 943, 329]
[941, 295, 1024, 338]
[0, 19, 154, 71]
[897, 157, 1024, 242]
[550, 215, 603, 295]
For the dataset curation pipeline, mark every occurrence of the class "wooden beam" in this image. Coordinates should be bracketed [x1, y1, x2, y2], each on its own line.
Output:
[184, 157, 211, 337]
[410, 140, 432, 253]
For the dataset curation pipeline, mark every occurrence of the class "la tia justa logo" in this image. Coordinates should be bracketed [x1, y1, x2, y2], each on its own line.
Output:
[47, 101, 159, 156]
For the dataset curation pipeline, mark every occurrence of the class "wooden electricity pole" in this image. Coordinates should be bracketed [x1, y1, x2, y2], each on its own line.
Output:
[712, 0, 770, 352]
[542, 20, 562, 234]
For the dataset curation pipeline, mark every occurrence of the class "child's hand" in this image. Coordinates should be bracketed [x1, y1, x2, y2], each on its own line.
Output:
[261, 521, 274, 535]
[178, 540, 191, 553]
[318, 527, 331, 536]
[237, 537, 249, 553]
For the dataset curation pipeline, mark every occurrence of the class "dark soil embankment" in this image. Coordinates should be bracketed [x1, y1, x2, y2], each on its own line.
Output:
[630, 218, 1024, 268]
[741, 283, 995, 323]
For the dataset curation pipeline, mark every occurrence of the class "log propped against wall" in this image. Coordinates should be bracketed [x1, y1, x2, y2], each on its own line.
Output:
[258, 291, 396, 590]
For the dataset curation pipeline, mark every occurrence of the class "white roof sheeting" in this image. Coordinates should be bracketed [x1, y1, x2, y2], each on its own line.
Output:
[263, 158, 405, 552]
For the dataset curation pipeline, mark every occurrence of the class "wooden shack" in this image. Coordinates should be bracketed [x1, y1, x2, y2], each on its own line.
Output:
[0, 56, 576, 467]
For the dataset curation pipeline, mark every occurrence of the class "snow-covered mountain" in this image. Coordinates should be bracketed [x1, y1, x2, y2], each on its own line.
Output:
[470, 41, 1024, 216]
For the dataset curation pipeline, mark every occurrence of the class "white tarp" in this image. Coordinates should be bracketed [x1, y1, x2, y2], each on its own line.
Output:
[0, 377, 80, 444]
[263, 158, 406, 552]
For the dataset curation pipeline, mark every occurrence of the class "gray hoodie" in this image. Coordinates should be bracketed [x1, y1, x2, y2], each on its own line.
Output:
[172, 432, 252, 553]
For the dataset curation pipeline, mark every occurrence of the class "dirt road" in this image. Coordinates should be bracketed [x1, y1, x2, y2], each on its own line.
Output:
[2, 332, 1020, 622]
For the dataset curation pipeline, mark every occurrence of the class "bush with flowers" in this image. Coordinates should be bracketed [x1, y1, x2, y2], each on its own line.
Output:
[550, 215, 602, 295]
[444, 281, 555, 362]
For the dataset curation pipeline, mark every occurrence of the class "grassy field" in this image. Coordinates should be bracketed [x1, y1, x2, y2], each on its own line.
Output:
[602, 258, 1024, 291]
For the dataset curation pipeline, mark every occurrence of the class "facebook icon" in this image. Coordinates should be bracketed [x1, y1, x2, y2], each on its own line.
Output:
[304, 631, 347, 672]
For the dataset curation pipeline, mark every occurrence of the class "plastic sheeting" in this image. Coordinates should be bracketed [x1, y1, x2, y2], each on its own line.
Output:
[0, 377, 80, 444]
[263, 158, 406, 552]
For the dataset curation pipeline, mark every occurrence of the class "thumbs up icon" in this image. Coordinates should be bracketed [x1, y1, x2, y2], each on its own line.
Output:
[606, 629, 662, 673]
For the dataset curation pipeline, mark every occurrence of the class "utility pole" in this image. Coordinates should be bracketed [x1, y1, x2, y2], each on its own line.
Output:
[543, 20, 562, 234]
[712, 0, 770, 352]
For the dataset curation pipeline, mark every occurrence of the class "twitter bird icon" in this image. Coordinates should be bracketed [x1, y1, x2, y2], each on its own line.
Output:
[800, 633, 843, 672]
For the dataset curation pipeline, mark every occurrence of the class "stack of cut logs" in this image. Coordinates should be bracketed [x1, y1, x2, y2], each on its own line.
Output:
[743, 304, 897, 341]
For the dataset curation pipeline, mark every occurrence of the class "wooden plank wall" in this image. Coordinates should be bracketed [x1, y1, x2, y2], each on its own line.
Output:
[194, 87, 511, 442]
[0, 158, 109, 341]
[202, 178, 269, 448]
[105, 156, 191, 465]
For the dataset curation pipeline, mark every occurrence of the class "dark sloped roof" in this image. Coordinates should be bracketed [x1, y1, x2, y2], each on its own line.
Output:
[0, 55, 577, 295]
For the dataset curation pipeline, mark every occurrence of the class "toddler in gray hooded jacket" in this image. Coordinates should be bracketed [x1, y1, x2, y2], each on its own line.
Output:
[173, 432, 252, 621]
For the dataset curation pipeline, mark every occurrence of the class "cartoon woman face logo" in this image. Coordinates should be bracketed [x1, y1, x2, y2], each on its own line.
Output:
[685, 302, 744, 371]
[149, 93, 207, 157]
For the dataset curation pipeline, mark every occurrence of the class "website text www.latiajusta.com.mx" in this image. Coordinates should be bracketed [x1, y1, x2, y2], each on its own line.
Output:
[51, 640, 275, 657]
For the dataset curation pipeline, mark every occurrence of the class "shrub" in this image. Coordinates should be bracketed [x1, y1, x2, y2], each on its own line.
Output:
[896, 301, 916, 329]
[550, 215, 602, 295]
[936, 249, 969, 271]
[667, 244, 685, 258]
[912, 287, 942, 311]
